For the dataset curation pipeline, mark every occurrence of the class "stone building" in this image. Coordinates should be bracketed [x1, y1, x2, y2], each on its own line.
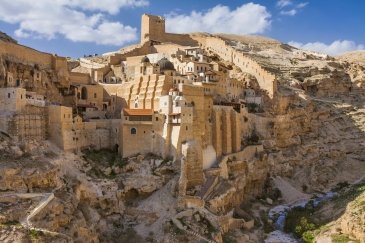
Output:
[120, 108, 161, 158]
[0, 87, 26, 112]
[0, 13, 278, 199]
[0, 88, 47, 140]
[48, 105, 120, 152]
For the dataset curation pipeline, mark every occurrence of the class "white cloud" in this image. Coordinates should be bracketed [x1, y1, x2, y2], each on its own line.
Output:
[277, 0, 292, 8]
[280, 9, 297, 16]
[165, 3, 271, 35]
[297, 2, 308, 8]
[68, 0, 149, 15]
[288, 40, 365, 56]
[0, 0, 148, 46]
[278, 0, 308, 16]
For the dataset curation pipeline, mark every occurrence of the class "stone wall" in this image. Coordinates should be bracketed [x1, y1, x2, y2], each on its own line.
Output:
[205, 145, 267, 214]
[0, 40, 54, 69]
[0, 87, 26, 112]
[121, 122, 153, 158]
[76, 84, 105, 110]
[0, 105, 47, 141]
[69, 72, 90, 85]
[182, 140, 204, 187]
[48, 105, 121, 152]
[195, 36, 277, 98]
[140, 14, 197, 46]
[212, 106, 241, 158]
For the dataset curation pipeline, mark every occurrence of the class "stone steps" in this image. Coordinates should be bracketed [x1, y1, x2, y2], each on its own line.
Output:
[197, 176, 218, 200]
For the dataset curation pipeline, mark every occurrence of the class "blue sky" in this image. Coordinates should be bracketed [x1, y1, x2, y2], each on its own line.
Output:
[0, 0, 364, 58]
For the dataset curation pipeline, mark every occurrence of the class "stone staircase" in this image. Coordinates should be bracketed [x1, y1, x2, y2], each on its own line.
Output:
[171, 216, 216, 243]
[196, 175, 219, 200]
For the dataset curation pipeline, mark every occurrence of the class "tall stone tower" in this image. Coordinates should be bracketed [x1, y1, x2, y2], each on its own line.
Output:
[140, 14, 166, 44]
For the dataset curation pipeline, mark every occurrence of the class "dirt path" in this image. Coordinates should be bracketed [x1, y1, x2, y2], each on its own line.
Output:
[3, 191, 72, 241]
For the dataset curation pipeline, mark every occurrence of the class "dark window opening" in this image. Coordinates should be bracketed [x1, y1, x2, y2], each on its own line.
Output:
[81, 87, 88, 100]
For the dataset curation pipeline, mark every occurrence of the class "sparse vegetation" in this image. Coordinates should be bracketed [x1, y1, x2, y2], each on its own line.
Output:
[246, 132, 260, 145]
[29, 229, 39, 239]
[331, 234, 358, 243]
[284, 183, 365, 242]
[223, 231, 237, 243]
[83, 148, 125, 167]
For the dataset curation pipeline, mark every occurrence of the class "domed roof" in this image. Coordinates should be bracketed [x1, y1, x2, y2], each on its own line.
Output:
[157, 58, 175, 71]
[141, 56, 150, 63]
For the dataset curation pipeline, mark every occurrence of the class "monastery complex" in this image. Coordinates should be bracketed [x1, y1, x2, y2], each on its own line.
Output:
[1, 13, 365, 243]
[0, 14, 273, 207]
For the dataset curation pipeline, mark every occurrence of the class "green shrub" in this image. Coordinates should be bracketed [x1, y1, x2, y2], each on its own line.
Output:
[331, 234, 355, 243]
[302, 231, 315, 243]
[29, 229, 39, 239]
[285, 207, 317, 238]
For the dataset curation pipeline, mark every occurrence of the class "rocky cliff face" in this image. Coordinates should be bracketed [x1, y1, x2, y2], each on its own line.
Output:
[0, 134, 177, 242]
[202, 34, 365, 242]
[0, 57, 65, 103]
[1, 32, 364, 242]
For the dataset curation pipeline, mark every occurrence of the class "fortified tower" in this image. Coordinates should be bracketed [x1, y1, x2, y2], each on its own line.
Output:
[141, 14, 166, 44]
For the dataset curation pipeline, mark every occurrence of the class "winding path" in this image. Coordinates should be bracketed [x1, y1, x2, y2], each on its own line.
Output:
[2, 191, 72, 241]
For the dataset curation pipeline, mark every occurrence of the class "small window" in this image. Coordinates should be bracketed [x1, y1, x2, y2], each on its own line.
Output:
[7, 93, 10, 98]
[155, 117, 158, 121]
[94, 93, 97, 98]
[186, 126, 188, 131]
[131, 128, 137, 135]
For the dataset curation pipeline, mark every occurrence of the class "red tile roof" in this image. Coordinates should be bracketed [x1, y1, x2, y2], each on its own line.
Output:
[123, 108, 153, 116]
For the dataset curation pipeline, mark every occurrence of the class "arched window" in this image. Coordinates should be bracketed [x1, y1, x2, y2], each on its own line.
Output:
[81, 87, 88, 100]
[131, 128, 137, 135]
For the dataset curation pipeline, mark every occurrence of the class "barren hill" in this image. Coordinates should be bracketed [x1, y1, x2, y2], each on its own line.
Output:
[0, 31, 17, 44]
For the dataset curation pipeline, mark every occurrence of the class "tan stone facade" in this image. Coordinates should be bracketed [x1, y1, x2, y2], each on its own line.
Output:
[140, 14, 197, 46]
[0, 13, 270, 195]
[0, 87, 26, 112]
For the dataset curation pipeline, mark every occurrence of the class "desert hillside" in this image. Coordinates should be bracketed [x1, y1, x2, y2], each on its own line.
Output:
[0, 14, 364, 243]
